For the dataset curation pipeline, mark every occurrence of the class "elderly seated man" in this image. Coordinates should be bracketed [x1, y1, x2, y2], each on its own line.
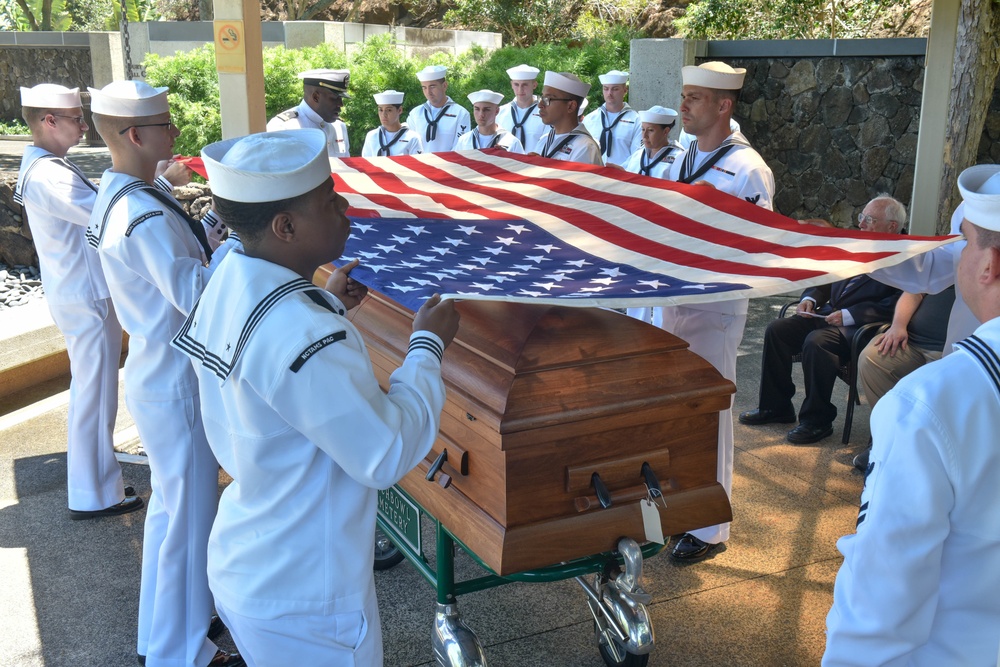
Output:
[738, 195, 905, 445]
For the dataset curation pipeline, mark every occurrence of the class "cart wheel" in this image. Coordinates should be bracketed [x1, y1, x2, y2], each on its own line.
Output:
[374, 527, 404, 570]
[592, 562, 650, 667]
[594, 621, 649, 667]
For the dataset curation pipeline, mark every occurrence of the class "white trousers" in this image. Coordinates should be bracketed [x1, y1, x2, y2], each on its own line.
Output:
[216, 591, 383, 667]
[648, 303, 747, 545]
[48, 298, 125, 511]
[129, 393, 220, 667]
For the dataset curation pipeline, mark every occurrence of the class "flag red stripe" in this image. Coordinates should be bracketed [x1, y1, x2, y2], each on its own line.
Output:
[375, 154, 828, 280]
[441, 152, 898, 265]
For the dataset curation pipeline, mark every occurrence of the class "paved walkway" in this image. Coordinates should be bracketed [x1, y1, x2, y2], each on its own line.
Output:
[0, 294, 870, 667]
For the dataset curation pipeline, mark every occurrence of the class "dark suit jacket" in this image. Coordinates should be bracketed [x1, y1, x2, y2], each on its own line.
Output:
[802, 275, 901, 335]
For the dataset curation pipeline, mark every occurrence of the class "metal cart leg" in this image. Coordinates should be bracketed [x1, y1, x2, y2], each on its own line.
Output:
[431, 525, 488, 667]
[583, 537, 654, 667]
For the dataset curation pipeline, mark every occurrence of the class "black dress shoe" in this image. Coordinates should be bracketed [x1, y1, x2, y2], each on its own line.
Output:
[786, 422, 834, 445]
[738, 408, 797, 426]
[207, 651, 245, 666]
[69, 495, 144, 520]
[670, 533, 721, 562]
[853, 446, 872, 472]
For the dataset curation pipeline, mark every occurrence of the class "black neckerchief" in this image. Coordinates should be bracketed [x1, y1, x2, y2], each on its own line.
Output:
[639, 145, 677, 177]
[142, 186, 213, 260]
[510, 102, 537, 147]
[677, 139, 737, 184]
[378, 127, 406, 156]
[600, 109, 627, 158]
[472, 130, 502, 150]
[423, 103, 451, 143]
[541, 132, 576, 159]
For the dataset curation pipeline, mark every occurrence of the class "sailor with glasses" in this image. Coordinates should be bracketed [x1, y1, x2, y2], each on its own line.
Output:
[14, 83, 149, 521]
[405, 65, 471, 153]
[531, 71, 602, 166]
[86, 80, 245, 667]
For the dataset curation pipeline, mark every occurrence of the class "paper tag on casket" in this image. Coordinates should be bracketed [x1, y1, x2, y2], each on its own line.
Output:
[640, 499, 665, 544]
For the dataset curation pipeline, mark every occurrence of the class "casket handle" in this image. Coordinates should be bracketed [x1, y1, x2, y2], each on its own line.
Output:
[641, 462, 664, 501]
[591, 472, 612, 509]
[426, 449, 453, 489]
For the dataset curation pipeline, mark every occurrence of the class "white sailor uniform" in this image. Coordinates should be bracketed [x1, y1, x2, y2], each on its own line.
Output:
[870, 205, 977, 354]
[88, 171, 240, 667]
[267, 100, 350, 158]
[532, 124, 603, 166]
[405, 98, 471, 153]
[360, 125, 423, 157]
[583, 104, 643, 167]
[172, 252, 447, 665]
[14, 145, 126, 512]
[621, 142, 683, 179]
[823, 318, 1000, 665]
[497, 99, 545, 155]
[454, 128, 525, 153]
[631, 131, 774, 547]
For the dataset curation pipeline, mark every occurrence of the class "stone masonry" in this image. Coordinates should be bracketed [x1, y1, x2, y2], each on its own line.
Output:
[713, 56, 925, 225]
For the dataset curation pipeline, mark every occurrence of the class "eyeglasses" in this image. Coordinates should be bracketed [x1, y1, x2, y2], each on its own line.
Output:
[118, 121, 175, 135]
[51, 114, 85, 125]
[857, 213, 896, 228]
[538, 96, 574, 107]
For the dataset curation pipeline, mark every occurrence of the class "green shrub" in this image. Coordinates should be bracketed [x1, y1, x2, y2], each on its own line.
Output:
[141, 29, 636, 157]
[0, 118, 30, 135]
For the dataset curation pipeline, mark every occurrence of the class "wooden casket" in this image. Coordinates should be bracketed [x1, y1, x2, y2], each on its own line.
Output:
[323, 280, 735, 575]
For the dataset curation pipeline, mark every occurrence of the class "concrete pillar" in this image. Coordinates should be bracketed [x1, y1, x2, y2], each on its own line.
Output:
[89, 32, 126, 88]
[284, 21, 346, 51]
[124, 22, 150, 79]
[628, 38, 702, 112]
[213, 0, 266, 138]
[910, 0, 961, 236]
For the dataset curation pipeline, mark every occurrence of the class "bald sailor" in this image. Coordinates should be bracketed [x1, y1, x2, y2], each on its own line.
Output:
[361, 90, 423, 157]
[455, 90, 525, 153]
[86, 80, 244, 667]
[497, 64, 545, 152]
[267, 68, 351, 159]
[533, 71, 602, 166]
[405, 65, 471, 153]
[15, 83, 143, 519]
[621, 106, 681, 179]
[661, 62, 774, 563]
[583, 70, 642, 167]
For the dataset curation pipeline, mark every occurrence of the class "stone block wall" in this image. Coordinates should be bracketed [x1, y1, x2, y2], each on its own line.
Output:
[709, 55, 925, 225]
[0, 47, 93, 122]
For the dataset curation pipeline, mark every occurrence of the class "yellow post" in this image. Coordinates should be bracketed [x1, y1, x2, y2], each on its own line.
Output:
[212, 0, 266, 138]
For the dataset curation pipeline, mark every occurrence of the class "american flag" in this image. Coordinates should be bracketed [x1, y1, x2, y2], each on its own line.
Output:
[184, 150, 956, 312]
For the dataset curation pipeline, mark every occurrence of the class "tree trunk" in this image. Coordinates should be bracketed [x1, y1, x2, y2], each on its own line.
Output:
[938, 0, 1000, 233]
[200, 0, 214, 21]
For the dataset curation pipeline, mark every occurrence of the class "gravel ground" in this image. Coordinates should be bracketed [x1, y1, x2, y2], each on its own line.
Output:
[0, 263, 43, 310]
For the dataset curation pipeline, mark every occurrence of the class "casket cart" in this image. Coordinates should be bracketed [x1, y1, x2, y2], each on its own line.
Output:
[317, 271, 735, 666]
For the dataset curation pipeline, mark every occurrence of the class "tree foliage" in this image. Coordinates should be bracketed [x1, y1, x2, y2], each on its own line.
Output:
[12, 0, 72, 30]
[142, 30, 634, 156]
[675, 0, 906, 40]
[444, 0, 582, 47]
